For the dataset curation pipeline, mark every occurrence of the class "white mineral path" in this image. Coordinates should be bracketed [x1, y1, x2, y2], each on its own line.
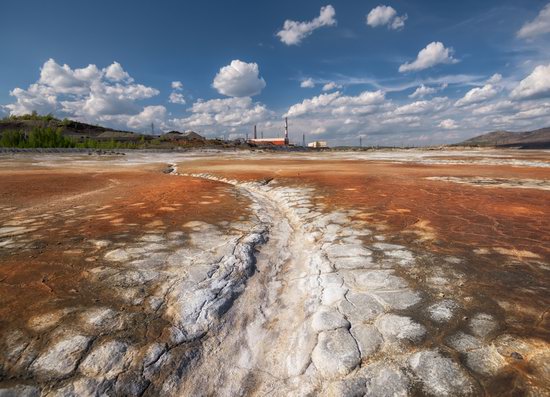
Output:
[172, 169, 485, 396]
[1, 162, 547, 396]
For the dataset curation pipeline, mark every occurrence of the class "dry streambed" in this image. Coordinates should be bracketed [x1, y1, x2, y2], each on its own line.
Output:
[0, 160, 549, 396]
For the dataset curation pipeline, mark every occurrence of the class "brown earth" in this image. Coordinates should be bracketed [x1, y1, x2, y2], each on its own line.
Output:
[0, 151, 548, 395]
[181, 156, 550, 341]
[0, 165, 250, 338]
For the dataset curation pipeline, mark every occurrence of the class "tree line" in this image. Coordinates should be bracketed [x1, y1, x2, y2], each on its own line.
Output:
[0, 127, 144, 149]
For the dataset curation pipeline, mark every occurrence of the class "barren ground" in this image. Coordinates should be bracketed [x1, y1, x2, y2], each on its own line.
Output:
[0, 149, 549, 396]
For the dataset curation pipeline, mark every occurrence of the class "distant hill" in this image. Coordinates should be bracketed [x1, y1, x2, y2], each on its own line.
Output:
[160, 130, 205, 141]
[0, 116, 143, 142]
[457, 127, 550, 149]
[0, 114, 241, 150]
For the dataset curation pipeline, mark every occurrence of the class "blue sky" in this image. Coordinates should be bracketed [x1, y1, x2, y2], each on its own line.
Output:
[1, 0, 550, 145]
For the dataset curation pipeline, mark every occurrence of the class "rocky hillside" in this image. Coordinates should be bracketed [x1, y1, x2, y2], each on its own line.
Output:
[0, 116, 142, 142]
[458, 127, 550, 148]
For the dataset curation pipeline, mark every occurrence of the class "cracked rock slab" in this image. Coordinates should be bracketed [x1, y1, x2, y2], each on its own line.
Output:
[350, 324, 383, 359]
[311, 307, 350, 332]
[376, 314, 426, 344]
[408, 349, 478, 396]
[79, 339, 131, 379]
[427, 299, 459, 323]
[464, 345, 507, 376]
[469, 313, 498, 339]
[338, 292, 384, 322]
[31, 334, 92, 379]
[312, 328, 361, 378]
[363, 365, 410, 397]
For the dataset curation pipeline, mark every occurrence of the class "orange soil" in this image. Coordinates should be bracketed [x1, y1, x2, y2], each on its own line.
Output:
[181, 157, 550, 338]
[0, 167, 249, 334]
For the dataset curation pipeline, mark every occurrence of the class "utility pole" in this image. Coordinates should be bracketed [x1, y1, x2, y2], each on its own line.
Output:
[359, 136, 362, 148]
[302, 133, 305, 147]
[151, 123, 154, 135]
[253, 125, 257, 140]
[284, 117, 289, 145]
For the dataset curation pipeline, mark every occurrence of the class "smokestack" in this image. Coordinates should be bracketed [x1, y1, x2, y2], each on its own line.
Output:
[253, 125, 257, 140]
[284, 117, 289, 145]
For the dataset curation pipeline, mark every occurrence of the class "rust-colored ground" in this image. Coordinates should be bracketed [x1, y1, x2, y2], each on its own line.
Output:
[0, 151, 548, 394]
[181, 155, 550, 341]
[0, 165, 250, 335]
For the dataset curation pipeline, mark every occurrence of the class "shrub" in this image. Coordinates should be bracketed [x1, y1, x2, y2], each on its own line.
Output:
[0, 130, 27, 147]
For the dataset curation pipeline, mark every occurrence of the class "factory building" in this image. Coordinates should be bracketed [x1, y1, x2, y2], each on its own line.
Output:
[307, 141, 328, 148]
[248, 118, 290, 146]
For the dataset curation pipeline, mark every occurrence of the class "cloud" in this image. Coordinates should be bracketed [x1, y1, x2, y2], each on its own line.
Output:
[409, 84, 438, 98]
[487, 73, 502, 84]
[455, 84, 499, 107]
[104, 62, 132, 82]
[212, 60, 266, 97]
[322, 81, 342, 91]
[170, 97, 273, 130]
[394, 97, 449, 115]
[103, 105, 167, 131]
[169, 92, 186, 105]
[439, 119, 458, 129]
[38, 58, 101, 95]
[472, 100, 514, 115]
[510, 63, 550, 100]
[300, 78, 315, 88]
[366, 5, 407, 30]
[277, 5, 336, 45]
[6, 84, 58, 116]
[168, 80, 185, 104]
[286, 90, 386, 117]
[399, 42, 458, 73]
[5, 59, 162, 132]
[517, 3, 550, 39]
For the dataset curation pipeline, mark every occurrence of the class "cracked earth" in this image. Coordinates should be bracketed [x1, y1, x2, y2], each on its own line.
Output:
[0, 149, 549, 396]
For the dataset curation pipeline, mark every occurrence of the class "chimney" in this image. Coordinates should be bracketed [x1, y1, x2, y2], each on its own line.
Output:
[254, 125, 257, 139]
[284, 117, 289, 145]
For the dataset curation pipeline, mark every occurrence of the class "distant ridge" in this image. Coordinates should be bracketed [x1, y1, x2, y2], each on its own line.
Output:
[0, 117, 141, 142]
[456, 127, 550, 149]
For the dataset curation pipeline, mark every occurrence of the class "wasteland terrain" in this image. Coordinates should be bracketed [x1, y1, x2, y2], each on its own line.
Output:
[0, 149, 549, 397]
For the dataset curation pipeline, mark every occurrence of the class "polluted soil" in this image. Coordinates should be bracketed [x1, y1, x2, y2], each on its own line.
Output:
[0, 149, 549, 396]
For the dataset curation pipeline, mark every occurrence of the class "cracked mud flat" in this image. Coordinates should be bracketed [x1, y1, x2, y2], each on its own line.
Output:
[1, 150, 549, 396]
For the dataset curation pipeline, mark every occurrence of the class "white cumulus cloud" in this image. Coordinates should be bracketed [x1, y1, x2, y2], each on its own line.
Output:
[277, 5, 336, 46]
[104, 62, 132, 82]
[517, 3, 550, 39]
[394, 97, 449, 115]
[5, 58, 163, 132]
[169, 92, 186, 105]
[169, 80, 185, 104]
[170, 97, 273, 130]
[300, 78, 315, 88]
[366, 5, 407, 30]
[286, 90, 386, 117]
[322, 82, 342, 91]
[399, 42, 458, 73]
[455, 84, 499, 107]
[510, 63, 550, 100]
[409, 84, 437, 98]
[439, 119, 458, 129]
[212, 60, 266, 97]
